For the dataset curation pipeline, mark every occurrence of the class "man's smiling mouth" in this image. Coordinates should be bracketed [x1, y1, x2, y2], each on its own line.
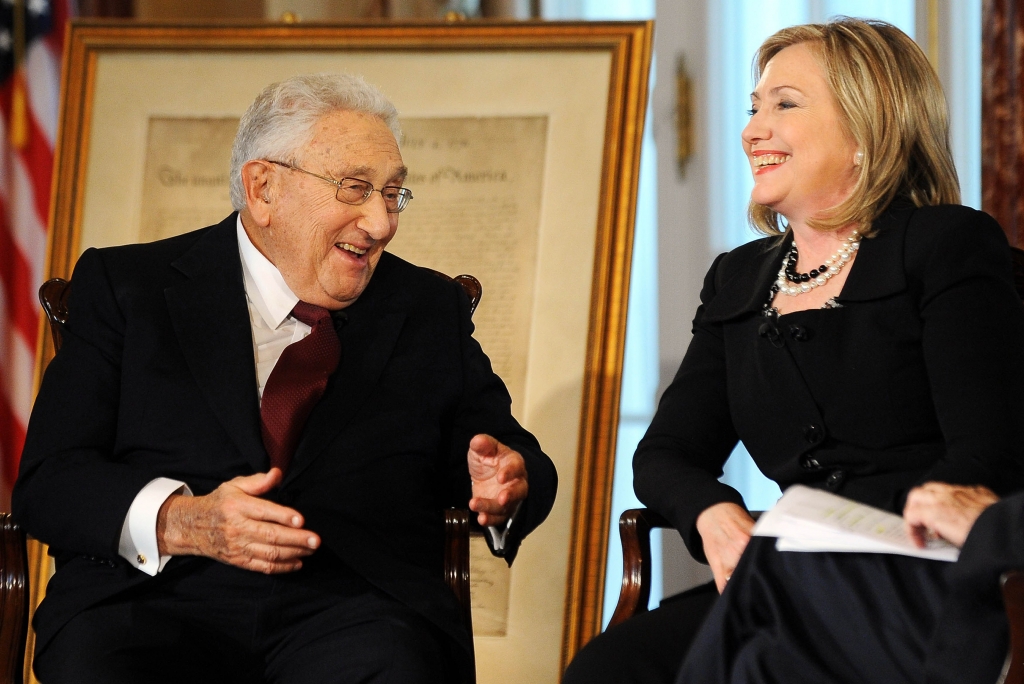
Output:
[337, 243, 367, 256]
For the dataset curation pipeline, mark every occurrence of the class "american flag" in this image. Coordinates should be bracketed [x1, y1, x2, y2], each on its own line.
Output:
[0, 0, 69, 509]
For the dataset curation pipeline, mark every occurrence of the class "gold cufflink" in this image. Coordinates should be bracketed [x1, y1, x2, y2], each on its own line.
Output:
[137, 554, 146, 565]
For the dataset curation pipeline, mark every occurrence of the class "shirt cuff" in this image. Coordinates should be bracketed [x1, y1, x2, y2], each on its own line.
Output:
[118, 477, 192, 576]
[485, 501, 522, 552]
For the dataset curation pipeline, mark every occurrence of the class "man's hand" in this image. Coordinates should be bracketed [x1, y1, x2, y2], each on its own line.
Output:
[157, 468, 320, 574]
[696, 502, 756, 593]
[467, 434, 528, 527]
[904, 482, 999, 549]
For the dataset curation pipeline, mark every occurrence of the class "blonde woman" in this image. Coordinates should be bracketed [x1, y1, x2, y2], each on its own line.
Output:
[565, 18, 1024, 684]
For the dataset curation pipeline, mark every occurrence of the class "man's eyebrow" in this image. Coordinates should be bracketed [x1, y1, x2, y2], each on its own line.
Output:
[338, 165, 408, 184]
[340, 165, 375, 179]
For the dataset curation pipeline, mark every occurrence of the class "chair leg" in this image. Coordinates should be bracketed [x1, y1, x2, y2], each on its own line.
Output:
[0, 514, 28, 684]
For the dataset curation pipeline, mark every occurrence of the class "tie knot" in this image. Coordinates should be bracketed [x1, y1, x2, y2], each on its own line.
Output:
[291, 301, 330, 327]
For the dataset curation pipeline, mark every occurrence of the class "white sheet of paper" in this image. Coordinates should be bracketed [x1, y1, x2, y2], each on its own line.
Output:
[752, 485, 959, 562]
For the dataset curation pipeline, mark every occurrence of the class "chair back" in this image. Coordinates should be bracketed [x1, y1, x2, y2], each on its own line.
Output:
[38, 278, 70, 352]
[427, 270, 483, 316]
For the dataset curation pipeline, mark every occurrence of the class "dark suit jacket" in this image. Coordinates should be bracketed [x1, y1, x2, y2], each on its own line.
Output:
[923, 491, 1024, 684]
[634, 203, 1024, 562]
[12, 214, 557, 665]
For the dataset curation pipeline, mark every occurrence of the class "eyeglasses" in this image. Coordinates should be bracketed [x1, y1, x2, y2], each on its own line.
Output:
[266, 160, 414, 213]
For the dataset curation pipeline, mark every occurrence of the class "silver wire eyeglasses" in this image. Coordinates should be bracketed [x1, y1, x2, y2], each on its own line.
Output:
[266, 160, 414, 213]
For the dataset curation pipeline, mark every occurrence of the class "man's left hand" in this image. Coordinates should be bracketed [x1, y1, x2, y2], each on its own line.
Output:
[904, 482, 999, 549]
[467, 434, 528, 527]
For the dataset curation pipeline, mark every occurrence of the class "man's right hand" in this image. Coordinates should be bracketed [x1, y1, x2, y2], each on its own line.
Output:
[696, 502, 756, 593]
[156, 468, 319, 574]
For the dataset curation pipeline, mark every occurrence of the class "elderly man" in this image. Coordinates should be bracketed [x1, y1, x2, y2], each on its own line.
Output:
[13, 73, 557, 684]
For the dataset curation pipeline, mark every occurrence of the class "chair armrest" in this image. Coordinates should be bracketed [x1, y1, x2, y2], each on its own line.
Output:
[0, 514, 28, 684]
[607, 508, 670, 629]
[1002, 570, 1024, 684]
[606, 507, 763, 631]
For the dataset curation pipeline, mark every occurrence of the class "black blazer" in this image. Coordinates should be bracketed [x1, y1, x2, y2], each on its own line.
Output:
[13, 214, 557, 662]
[923, 490, 1024, 684]
[634, 203, 1024, 562]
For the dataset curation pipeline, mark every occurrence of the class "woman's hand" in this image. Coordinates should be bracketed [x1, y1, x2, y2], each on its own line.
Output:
[696, 502, 756, 593]
[903, 482, 999, 549]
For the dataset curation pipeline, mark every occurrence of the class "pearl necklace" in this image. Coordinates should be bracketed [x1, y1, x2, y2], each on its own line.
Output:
[773, 231, 860, 297]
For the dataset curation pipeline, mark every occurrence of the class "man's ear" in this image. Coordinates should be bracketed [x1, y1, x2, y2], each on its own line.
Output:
[241, 160, 273, 226]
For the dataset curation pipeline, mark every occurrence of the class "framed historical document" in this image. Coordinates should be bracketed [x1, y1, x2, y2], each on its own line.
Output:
[35, 19, 652, 683]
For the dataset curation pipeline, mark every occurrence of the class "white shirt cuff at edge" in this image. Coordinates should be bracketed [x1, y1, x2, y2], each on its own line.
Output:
[118, 477, 193, 576]
[484, 501, 522, 552]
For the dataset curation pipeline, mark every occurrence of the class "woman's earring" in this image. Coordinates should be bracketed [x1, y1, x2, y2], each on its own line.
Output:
[262, 194, 270, 203]
[854, 150, 864, 166]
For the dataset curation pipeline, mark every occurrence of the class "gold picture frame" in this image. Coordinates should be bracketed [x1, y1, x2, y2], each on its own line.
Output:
[34, 18, 652, 683]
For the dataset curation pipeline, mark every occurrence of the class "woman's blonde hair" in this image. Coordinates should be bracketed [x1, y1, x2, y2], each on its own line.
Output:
[749, 17, 960, 236]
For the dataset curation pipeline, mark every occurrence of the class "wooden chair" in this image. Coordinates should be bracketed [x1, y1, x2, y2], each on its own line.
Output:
[429, 269, 484, 638]
[0, 271, 482, 684]
[608, 246, 1024, 683]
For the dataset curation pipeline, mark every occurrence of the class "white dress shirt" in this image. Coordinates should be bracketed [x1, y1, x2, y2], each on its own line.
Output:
[118, 217, 510, 575]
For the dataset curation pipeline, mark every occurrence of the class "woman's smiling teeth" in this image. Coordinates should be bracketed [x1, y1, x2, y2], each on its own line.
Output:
[753, 153, 791, 168]
[338, 243, 367, 256]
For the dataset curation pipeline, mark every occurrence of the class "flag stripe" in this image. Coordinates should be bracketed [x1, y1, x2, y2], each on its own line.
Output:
[0, 204, 40, 349]
[24, 41, 59, 147]
[14, 128, 54, 253]
[0, 389, 26, 499]
[0, 79, 53, 268]
[13, 144, 48, 241]
[8, 332, 34, 428]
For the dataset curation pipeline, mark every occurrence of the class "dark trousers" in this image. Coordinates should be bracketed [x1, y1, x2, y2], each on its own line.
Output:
[562, 581, 719, 684]
[35, 553, 458, 684]
[676, 537, 953, 684]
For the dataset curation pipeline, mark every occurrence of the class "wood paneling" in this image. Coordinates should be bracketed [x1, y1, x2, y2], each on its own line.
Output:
[77, 0, 132, 17]
[982, 0, 1024, 248]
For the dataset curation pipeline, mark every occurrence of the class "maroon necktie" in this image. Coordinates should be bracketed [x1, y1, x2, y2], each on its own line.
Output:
[260, 301, 341, 472]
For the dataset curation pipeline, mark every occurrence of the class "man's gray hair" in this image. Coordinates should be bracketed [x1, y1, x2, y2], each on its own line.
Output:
[229, 73, 402, 211]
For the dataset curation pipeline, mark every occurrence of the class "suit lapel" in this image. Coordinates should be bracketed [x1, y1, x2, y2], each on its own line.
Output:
[283, 254, 408, 486]
[703, 234, 789, 323]
[703, 204, 916, 321]
[164, 215, 268, 472]
[836, 204, 911, 302]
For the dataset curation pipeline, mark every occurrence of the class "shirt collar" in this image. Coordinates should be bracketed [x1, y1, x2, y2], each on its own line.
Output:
[236, 214, 299, 329]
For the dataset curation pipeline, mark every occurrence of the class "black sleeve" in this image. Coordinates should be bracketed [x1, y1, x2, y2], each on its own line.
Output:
[633, 252, 745, 564]
[12, 249, 163, 558]
[911, 211, 1024, 493]
[925, 492, 1024, 684]
[446, 282, 557, 566]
